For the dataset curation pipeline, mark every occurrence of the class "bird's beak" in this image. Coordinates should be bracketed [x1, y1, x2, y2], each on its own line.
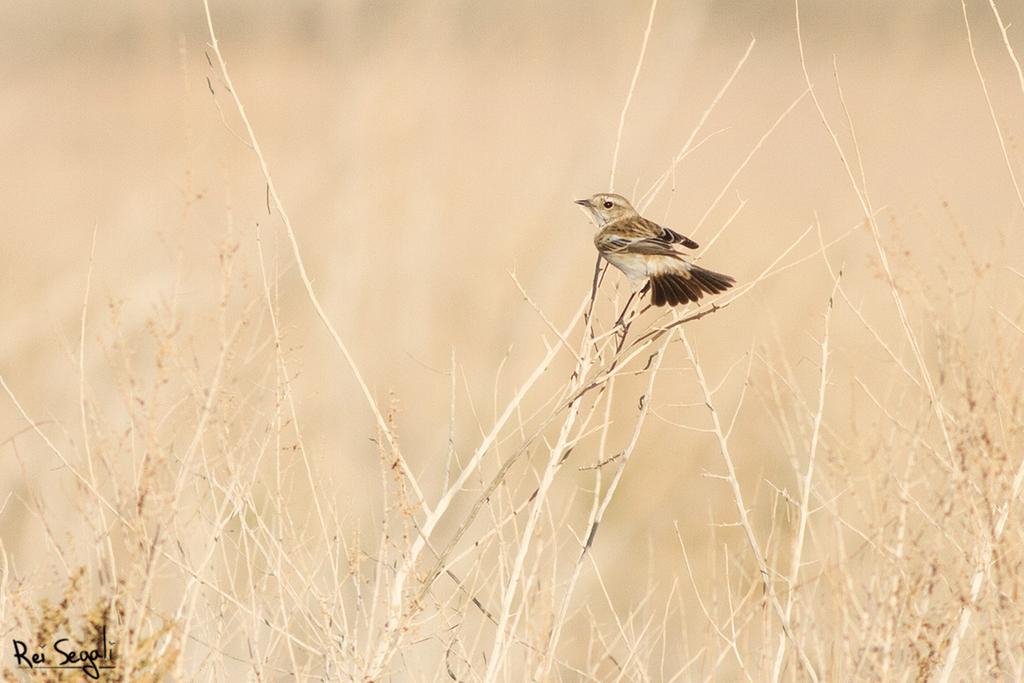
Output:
[574, 199, 590, 207]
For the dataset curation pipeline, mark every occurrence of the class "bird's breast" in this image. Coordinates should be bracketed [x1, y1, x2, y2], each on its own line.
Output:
[602, 252, 650, 282]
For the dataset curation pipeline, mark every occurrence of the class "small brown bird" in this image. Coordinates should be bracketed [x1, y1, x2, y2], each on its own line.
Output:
[575, 193, 735, 306]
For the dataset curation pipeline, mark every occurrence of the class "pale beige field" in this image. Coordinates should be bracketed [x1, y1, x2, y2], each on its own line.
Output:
[2, 1, 1024, 680]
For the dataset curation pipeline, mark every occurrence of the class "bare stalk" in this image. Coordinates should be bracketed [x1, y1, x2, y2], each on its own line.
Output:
[609, 0, 659, 191]
[681, 330, 820, 682]
[770, 276, 839, 681]
[200, 0, 428, 511]
[964, 0, 1024, 210]
[794, 0, 954, 464]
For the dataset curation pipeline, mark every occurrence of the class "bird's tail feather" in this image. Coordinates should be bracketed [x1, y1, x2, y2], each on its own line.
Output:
[649, 265, 735, 307]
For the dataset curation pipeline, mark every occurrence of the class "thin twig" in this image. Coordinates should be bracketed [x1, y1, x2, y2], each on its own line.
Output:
[201, 0, 429, 513]
[609, 0, 659, 190]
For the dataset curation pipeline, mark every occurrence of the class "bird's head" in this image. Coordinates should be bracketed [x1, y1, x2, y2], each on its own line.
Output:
[574, 193, 637, 227]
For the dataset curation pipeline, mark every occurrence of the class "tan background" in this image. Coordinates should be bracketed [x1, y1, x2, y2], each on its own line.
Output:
[2, 1, 1023, 679]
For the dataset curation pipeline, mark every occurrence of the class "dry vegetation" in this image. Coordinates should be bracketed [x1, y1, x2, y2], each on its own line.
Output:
[2, 0, 1024, 680]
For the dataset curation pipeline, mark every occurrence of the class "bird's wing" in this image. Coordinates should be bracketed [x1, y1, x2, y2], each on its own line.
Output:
[621, 238, 685, 257]
[596, 232, 685, 259]
[612, 216, 699, 249]
[661, 226, 699, 249]
[643, 217, 699, 249]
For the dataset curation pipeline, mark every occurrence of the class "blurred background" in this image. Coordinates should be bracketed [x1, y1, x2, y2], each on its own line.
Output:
[2, 0, 1023, 679]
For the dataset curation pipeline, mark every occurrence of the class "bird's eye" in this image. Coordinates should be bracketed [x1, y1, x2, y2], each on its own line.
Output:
[603, 201, 614, 209]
